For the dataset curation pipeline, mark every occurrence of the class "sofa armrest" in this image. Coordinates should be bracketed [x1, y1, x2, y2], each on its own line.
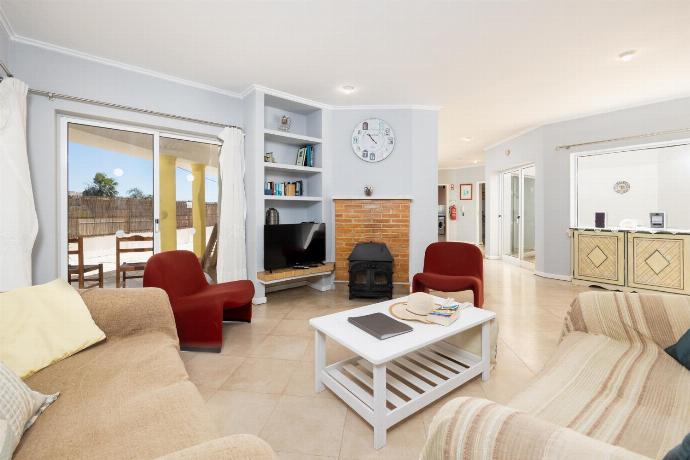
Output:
[154, 435, 277, 460]
[421, 397, 649, 460]
[562, 291, 690, 348]
[80, 288, 178, 341]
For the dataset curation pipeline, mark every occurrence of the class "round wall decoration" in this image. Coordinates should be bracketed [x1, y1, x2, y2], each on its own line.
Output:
[614, 180, 631, 194]
[351, 118, 395, 163]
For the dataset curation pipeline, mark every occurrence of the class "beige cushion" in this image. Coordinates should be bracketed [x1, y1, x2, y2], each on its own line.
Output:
[0, 279, 105, 378]
[0, 362, 58, 460]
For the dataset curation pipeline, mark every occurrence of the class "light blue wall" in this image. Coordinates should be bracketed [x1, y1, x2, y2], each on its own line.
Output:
[8, 41, 244, 283]
[330, 108, 439, 281]
[485, 96, 690, 277]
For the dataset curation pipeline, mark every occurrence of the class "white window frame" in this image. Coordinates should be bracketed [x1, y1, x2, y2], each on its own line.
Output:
[569, 137, 690, 229]
[58, 115, 221, 280]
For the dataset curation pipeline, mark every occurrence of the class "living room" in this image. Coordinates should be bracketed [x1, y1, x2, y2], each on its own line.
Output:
[1, 2, 689, 460]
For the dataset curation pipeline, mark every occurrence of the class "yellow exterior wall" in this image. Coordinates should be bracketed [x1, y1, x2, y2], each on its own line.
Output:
[192, 163, 206, 257]
[159, 155, 177, 251]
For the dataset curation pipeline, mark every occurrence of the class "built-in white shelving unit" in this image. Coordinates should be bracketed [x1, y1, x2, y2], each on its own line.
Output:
[244, 88, 330, 303]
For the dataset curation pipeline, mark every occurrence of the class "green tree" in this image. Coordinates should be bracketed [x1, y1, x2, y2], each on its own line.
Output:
[127, 187, 151, 199]
[82, 172, 119, 197]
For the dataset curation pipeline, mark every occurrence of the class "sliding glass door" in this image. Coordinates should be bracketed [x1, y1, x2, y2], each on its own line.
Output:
[62, 118, 220, 288]
[500, 164, 536, 268]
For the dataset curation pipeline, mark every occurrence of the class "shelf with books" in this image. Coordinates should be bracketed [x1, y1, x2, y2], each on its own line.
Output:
[264, 195, 323, 202]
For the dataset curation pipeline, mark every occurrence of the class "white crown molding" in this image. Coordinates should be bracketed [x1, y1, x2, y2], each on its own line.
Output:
[4, 21, 244, 99]
[245, 84, 330, 109]
[331, 104, 442, 111]
[0, 5, 15, 38]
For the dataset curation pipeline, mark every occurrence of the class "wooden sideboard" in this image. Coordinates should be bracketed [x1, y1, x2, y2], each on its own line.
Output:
[571, 228, 690, 295]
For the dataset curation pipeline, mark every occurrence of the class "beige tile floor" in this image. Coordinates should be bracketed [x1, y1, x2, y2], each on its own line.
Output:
[182, 260, 588, 459]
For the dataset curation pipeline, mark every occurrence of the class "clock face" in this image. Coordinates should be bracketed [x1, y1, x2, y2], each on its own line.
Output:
[351, 118, 395, 163]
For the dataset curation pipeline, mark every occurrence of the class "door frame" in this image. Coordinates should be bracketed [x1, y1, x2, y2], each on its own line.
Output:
[58, 115, 221, 280]
[475, 181, 486, 246]
[499, 163, 535, 269]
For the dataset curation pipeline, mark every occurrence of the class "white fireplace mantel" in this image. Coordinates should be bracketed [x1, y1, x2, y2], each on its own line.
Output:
[331, 196, 413, 201]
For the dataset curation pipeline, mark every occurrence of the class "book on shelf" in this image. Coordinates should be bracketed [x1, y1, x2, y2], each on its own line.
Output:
[264, 180, 304, 197]
[295, 145, 315, 167]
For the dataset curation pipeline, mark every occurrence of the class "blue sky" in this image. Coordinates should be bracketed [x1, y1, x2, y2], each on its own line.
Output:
[68, 142, 218, 202]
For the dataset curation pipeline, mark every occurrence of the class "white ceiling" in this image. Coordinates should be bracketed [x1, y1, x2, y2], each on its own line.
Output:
[2, 0, 690, 168]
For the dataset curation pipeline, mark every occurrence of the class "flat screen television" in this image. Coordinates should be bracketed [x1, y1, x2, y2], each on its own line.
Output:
[264, 223, 326, 271]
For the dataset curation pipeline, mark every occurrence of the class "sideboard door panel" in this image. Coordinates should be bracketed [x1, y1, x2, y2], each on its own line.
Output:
[628, 233, 690, 295]
[573, 231, 625, 286]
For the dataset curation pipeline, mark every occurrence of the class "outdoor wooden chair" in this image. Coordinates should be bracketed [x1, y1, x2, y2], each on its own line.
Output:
[68, 236, 104, 288]
[200, 224, 218, 283]
[116, 234, 154, 288]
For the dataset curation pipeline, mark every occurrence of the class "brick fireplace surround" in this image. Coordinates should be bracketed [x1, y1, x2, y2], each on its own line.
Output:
[334, 199, 411, 284]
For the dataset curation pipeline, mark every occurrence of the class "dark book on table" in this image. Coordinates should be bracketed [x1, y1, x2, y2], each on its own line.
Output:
[348, 313, 413, 340]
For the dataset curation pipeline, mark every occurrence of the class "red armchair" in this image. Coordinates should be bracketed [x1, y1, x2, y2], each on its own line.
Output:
[412, 242, 484, 307]
[143, 250, 254, 352]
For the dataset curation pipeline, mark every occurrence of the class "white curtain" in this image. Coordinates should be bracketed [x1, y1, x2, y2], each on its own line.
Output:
[0, 78, 37, 291]
[216, 127, 247, 282]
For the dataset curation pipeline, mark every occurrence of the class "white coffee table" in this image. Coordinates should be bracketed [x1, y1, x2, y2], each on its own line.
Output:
[309, 295, 495, 449]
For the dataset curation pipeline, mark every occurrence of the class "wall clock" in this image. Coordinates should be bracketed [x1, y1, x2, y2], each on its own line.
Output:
[351, 118, 395, 163]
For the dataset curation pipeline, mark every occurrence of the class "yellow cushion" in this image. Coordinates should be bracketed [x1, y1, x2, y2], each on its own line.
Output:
[0, 279, 105, 378]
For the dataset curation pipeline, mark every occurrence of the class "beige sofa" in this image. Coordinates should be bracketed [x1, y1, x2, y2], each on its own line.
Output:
[15, 288, 276, 460]
[422, 291, 690, 460]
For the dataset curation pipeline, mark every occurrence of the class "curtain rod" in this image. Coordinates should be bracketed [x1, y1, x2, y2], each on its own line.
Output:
[0, 61, 242, 131]
[556, 127, 690, 150]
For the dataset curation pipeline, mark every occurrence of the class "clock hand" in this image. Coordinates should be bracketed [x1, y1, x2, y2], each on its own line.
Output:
[367, 133, 378, 144]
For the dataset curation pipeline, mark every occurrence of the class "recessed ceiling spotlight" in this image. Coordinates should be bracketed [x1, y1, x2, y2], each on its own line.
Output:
[339, 85, 356, 94]
[618, 50, 637, 62]
[461, 136, 473, 142]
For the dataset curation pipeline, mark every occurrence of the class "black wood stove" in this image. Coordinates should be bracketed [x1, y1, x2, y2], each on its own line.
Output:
[348, 242, 394, 300]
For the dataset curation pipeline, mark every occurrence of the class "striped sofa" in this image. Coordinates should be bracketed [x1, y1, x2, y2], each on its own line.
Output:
[422, 291, 690, 459]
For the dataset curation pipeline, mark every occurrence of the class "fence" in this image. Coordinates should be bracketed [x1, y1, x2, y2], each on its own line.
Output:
[68, 196, 218, 238]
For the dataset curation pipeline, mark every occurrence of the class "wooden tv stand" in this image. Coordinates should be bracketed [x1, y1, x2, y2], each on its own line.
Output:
[257, 262, 335, 285]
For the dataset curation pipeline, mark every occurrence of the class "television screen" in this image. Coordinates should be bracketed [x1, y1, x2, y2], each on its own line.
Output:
[264, 223, 326, 270]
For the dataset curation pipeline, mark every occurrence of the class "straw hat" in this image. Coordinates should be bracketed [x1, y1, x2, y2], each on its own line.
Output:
[389, 292, 438, 323]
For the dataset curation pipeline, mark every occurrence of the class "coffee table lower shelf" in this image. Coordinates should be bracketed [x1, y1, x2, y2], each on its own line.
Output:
[318, 340, 483, 448]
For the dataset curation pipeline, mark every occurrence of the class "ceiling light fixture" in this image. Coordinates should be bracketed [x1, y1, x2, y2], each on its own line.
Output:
[618, 50, 637, 62]
[473, 160, 479, 164]
[461, 137, 473, 142]
[339, 85, 356, 94]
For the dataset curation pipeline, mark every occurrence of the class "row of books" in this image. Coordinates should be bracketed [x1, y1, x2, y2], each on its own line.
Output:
[265, 180, 304, 196]
[296, 145, 316, 167]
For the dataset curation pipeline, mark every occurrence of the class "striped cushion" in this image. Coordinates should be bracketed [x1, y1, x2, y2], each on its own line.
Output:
[0, 363, 58, 460]
[422, 397, 647, 460]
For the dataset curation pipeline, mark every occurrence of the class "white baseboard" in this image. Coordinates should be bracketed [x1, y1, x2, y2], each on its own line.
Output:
[535, 271, 572, 282]
[485, 255, 501, 260]
[252, 296, 267, 305]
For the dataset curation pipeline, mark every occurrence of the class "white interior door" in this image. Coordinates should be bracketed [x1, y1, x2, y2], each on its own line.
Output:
[500, 164, 535, 268]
